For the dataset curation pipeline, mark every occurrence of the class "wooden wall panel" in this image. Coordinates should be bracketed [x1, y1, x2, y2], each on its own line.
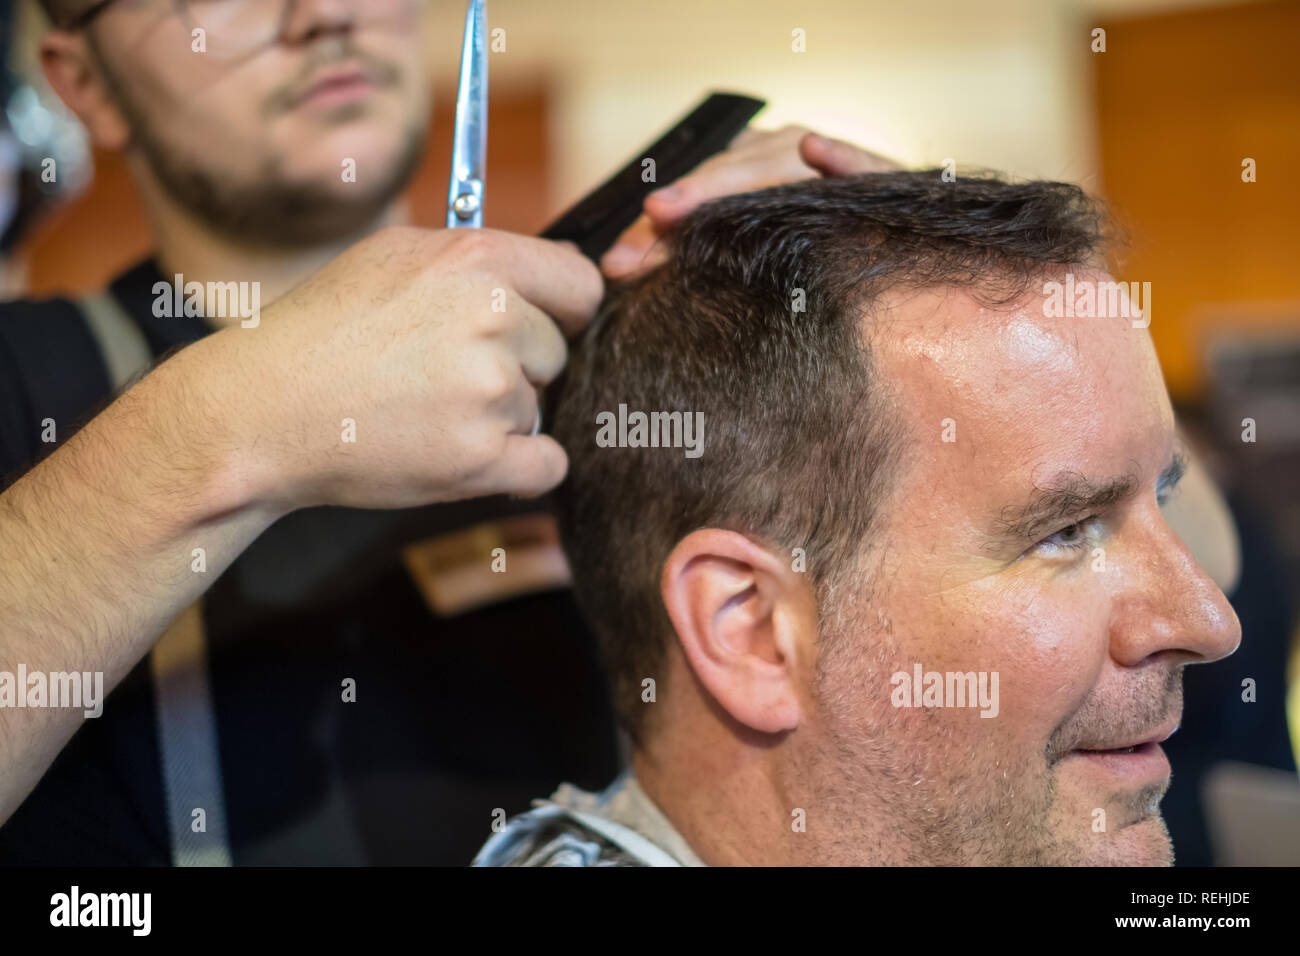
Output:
[1094, 0, 1300, 400]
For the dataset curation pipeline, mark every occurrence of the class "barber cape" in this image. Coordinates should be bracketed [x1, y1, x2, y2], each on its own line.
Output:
[473, 772, 706, 867]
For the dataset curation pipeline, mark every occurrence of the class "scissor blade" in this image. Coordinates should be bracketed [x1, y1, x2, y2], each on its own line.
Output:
[447, 0, 487, 229]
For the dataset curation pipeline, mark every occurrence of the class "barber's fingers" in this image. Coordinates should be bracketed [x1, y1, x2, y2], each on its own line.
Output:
[641, 130, 818, 227]
[604, 129, 813, 277]
[600, 216, 663, 278]
[475, 433, 569, 499]
[643, 129, 901, 226]
[510, 297, 569, 386]
[463, 232, 604, 336]
[799, 132, 901, 176]
[727, 125, 768, 150]
[497, 367, 541, 437]
[602, 128, 901, 279]
[458, 355, 553, 496]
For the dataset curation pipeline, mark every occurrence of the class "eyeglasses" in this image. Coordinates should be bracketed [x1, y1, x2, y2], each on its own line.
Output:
[68, 0, 418, 56]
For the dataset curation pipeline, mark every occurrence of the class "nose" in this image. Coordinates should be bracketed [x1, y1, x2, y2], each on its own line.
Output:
[1107, 505, 1243, 668]
[282, 0, 358, 44]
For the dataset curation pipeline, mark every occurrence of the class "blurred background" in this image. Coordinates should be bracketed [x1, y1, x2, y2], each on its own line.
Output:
[0, 0, 1294, 865]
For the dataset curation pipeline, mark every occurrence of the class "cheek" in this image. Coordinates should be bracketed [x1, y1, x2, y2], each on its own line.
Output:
[979, 573, 1111, 747]
[136, 65, 277, 163]
[894, 569, 1111, 753]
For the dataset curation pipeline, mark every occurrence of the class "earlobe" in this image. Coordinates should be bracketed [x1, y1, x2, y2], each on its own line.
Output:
[660, 528, 815, 735]
[40, 32, 130, 152]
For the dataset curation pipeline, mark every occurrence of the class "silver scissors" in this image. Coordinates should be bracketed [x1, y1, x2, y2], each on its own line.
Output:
[447, 0, 487, 229]
[448, 0, 541, 434]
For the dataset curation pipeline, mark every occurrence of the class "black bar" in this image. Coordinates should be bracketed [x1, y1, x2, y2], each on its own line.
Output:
[0, 865, 1285, 943]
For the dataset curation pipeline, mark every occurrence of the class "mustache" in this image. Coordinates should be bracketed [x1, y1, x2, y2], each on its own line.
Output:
[1046, 666, 1183, 762]
[263, 37, 403, 117]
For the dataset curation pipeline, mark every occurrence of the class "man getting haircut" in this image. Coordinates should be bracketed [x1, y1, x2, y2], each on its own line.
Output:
[475, 170, 1240, 867]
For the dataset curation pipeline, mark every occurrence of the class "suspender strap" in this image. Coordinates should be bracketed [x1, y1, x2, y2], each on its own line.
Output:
[77, 292, 152, 392]
[76, 291, 233, 867]
[148, 603, 233, 866]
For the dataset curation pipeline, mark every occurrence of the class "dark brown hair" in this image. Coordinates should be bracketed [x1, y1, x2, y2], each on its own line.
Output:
[550, 169, 1110, 744]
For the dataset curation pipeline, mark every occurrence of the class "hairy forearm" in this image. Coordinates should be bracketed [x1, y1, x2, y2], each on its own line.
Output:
[0, 336, 284, 822]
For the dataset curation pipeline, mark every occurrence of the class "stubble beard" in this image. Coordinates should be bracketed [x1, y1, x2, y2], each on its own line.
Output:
[805, 606, 1098, 866]
[92, 37, 427, 247]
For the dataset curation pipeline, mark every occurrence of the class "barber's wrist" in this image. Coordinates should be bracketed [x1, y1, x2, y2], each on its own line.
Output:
[148, 329, 295, 529]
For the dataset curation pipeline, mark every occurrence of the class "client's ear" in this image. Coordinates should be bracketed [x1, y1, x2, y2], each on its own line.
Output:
[660, 529, 817, 734]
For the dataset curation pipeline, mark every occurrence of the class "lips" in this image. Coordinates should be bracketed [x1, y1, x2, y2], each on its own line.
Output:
[292, 65, 379, 109]
[1070, 717, 1181, 755]
[1061, 718, 1180, 785]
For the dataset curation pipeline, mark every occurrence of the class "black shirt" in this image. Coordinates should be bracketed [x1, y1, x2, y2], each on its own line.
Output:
[0, 260, 621, 865]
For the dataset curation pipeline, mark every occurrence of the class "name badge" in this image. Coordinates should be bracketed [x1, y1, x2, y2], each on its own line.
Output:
[401, 513, 572, 617]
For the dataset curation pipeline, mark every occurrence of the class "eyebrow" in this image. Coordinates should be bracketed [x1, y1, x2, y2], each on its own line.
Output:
[990, 450, 1187, 545]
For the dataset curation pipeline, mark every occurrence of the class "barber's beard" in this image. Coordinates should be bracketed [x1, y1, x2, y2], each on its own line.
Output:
[135, 118, 426, 246]
[96, 42, 427, 247]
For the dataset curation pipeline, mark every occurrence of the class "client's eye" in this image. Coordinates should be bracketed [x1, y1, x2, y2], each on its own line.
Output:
[1033, 516, 1099, 555]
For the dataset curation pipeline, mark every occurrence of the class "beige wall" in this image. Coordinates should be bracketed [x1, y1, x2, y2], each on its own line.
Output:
[421, 0, 1247, 213]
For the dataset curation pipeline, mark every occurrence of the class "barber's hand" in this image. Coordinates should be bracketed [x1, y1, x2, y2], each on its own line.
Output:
[205, 226, 602, 511]
[602, 125, 900, 278]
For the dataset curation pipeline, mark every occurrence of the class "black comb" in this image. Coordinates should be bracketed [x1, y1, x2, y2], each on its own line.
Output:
[539, 92, 766, 262]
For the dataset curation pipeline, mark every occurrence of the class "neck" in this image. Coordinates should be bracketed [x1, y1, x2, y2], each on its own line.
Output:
[632, 728, 807, 867]
[139, 167, 409, 328]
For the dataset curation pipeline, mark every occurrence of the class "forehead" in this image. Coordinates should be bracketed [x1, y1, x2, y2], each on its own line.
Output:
[871, 270, 1174, 506]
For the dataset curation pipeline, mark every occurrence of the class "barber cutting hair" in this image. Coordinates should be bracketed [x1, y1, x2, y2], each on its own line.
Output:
[0, 0, 895, 864]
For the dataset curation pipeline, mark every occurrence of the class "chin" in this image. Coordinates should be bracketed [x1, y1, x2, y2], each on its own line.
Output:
[1084, 816, 1174, 866]
[306, 123, 412, 165]
[280, 91, 421, 151]
[284, 123, 423, 201]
